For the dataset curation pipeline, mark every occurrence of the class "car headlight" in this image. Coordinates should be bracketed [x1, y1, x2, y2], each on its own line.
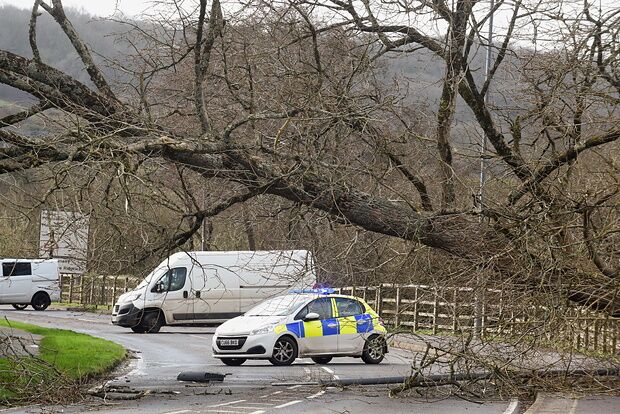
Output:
[250, 325, 274, 336]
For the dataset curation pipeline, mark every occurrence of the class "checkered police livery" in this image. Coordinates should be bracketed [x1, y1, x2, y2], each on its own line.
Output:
[213, 289, 388, 366]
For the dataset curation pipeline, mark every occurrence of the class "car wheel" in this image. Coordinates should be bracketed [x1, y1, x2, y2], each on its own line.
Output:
[221, 358, 246, 366]
[311, 357, 332, 365]
[130, 325, 147, 333]
[11, 304, 28, 310]
[141, 311, 163, 333]
[31, 292, 51, 311]
[269, 336, 297, 366]
[361, 335, 386, 364]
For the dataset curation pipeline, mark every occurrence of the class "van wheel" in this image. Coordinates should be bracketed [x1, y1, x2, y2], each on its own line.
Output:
[311, 357, 332, 364]
[269, 336, 297, 366]
[221, 358, 246, 366]
[361, 335, 386, 364]
[12, 304, 28, 310]
[31, 293, 51, 311]
[141, 311, 163, 333]
[130, 325, 147, 333]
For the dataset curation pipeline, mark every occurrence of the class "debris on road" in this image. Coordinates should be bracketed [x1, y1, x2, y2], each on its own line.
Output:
[177, 371, 226, 383]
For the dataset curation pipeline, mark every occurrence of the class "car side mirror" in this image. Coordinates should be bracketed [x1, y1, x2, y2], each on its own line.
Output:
[304, 312, 320, 321]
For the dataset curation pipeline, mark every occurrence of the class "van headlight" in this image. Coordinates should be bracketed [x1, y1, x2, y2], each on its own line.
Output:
[250, 325, 274, 336]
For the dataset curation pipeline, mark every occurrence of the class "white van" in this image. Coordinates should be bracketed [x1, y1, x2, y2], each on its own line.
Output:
[0, 259, 60, 311]
[111, 250, 316, 333]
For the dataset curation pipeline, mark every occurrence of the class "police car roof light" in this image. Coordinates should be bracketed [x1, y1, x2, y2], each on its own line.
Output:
[290, 288, 335, 295]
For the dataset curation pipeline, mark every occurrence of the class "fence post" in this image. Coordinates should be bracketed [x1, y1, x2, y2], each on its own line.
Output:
[68, 276, 74, 303]
[394, 285, 401, 327]
[452, 288, 458, 333]
[362, 286, 367, 301]
[59, 274, 64, 301]
[88, 277, 94, 305]
[375, 285, 383, 316]
[124, 277, 129, 293]
[413, 286, 419, 332]
[100, 275, 106, 306]
[79, 276, 84, 304]
[112, 276, 118, 306]
[432, 287, 439, 334]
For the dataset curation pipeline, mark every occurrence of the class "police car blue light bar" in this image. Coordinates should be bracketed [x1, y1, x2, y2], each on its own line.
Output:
[290, 288, 335, 295]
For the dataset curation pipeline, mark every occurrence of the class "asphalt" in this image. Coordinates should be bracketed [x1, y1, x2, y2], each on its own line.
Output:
[0, 307, 617, 414]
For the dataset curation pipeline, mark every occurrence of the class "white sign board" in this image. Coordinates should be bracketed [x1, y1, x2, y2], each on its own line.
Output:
[39, 210, 89, 274]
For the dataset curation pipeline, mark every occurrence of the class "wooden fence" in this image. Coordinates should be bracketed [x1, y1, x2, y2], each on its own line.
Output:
[57, 276, 619, 355]
[336, 284, 620, 355]
[59, 274, 142, 308]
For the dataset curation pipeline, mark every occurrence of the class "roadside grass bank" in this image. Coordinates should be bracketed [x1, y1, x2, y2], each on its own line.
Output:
[0, 318, 126, 406]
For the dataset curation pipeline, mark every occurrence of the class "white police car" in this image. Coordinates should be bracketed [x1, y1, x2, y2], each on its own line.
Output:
[212, 289, 388, 366]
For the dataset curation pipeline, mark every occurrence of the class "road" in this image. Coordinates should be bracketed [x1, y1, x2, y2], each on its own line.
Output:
[0, 307, 617, 414]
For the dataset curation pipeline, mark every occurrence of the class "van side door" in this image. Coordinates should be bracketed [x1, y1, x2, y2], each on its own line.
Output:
[0, 262, 32, 303]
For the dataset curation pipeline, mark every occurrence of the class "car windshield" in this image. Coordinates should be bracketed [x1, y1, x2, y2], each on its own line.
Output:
[245, 295, 310, 316]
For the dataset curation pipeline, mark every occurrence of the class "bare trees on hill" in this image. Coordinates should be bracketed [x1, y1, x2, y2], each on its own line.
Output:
[0, 0, 618, 316]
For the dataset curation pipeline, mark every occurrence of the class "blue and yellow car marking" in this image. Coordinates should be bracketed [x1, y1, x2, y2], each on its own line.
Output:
[273, 295, 386, 338]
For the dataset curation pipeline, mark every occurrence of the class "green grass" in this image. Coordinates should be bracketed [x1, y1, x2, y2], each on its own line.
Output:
[0, 319, 126, 404]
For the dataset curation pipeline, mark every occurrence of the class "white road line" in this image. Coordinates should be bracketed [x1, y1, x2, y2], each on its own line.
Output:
[162, 410, 193, 414]
[321, 367, 334, 374]
[189, 334, 210, 340]
[203, 410, 247, 414]
[287, 384, 303, 389]
[248, 411, 265, 414]
[207, 399, 247, 407]
[569, 398, 579, 414]
[307, 390, 326, 399]
[273, 400, 302, 409]
[271, 391, 283, 395]
[502, 398, 520, 414]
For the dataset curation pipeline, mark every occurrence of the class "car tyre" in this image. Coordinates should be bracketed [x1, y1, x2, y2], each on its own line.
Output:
[361, 335, 386, 364]
[141, 311, 163, 333]
[311, 357, 332, 364]
[221, 358, 246, 366]
[31, 292, 51, 311]
[11, 304, 28, 310]
[269, 336, 297, 366]
[130, 325, 147, 333]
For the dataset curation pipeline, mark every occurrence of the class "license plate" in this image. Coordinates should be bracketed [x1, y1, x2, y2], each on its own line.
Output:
[220, 339, 239, 346]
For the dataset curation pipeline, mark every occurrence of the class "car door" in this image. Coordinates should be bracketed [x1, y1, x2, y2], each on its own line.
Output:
[335, 297, 368, 353]
[295, 297, 338, 355]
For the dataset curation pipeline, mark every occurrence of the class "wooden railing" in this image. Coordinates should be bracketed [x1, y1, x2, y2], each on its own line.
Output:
[59, 274, 142, 308]
[336, 284, 620, 355]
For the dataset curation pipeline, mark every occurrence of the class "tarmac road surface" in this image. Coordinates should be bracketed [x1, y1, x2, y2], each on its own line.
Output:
[0, 307, 616, 414]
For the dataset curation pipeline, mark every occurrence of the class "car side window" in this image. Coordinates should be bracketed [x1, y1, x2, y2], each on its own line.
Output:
[158, 267, 187, 292]
[335, 298, 364, 317]
[295, 298, 333, 320]
[2, 262, 31, 277]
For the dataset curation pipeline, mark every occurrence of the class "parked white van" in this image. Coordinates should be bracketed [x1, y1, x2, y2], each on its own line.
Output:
[0, 259, 60, 311]
[111, 250, 316, 333]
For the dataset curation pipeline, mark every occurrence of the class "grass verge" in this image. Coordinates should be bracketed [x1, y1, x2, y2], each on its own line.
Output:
[0, 318, 126, 405]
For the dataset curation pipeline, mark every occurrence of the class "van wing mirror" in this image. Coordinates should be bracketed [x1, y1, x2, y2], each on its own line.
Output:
[153, 281, 165, 293]
[304, 312, 320, 321]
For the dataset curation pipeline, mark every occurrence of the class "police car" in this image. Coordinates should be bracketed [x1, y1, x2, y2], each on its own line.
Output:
[212, 289, 388, 366]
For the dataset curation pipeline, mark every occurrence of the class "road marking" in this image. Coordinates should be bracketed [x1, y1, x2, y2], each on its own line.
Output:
[569, 399, 579, 414]
[162, 411, 193, 414]
[287, 384, 303, 389]
[273, 400, 302, 409]
[321, 367, 334, 374]
[207, 399, 246, 407]
[203, 410, 247, 414]
[248, 411, 265, 414]
[502, 398, 520, 414]
[307, 390, 325, 399]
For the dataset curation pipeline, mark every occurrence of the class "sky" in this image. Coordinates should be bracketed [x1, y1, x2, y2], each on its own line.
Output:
[0, 0, 153, 17]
